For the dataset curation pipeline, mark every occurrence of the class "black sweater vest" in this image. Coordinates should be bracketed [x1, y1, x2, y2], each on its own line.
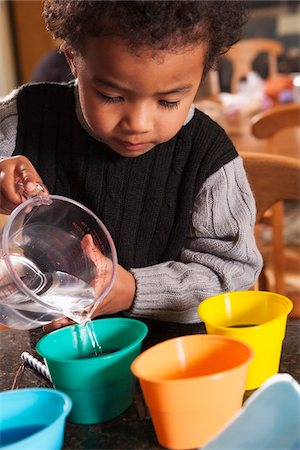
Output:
[14, 82, 237, 269]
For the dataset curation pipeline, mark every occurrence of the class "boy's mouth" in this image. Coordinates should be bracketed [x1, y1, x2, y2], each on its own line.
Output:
[118, 140, 152, 152]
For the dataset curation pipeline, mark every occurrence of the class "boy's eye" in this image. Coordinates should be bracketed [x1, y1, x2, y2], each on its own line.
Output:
[159, 100, 179, 109]
[100, 93, 123, 104]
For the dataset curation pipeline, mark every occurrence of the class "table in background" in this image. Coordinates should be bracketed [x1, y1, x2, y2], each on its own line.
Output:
[194, 99, 300, 158]
[0, 318, 299, 450]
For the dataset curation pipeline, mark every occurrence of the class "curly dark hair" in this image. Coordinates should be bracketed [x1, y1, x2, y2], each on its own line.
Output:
[43, 1, 248, 74]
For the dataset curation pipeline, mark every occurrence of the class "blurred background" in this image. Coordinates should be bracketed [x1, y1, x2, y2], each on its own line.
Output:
[0, 0, 299, 313]
[0, 0, 299, 95]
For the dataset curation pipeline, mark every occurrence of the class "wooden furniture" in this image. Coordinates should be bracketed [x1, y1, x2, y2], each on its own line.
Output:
[250, 103, 300, 298]
[194, 97, 300, 157]
[225, 38, 284, 93]
[251, 103, 300, 142]
[8, 1, 55, 84]
[197, 38, 284, 98]
[241, 152, 300, 302]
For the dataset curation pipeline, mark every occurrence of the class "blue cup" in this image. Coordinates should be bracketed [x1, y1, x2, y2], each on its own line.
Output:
[0, 388, 72, 450]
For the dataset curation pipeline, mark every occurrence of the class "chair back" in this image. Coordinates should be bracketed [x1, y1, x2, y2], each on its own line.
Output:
[250, 104, 300, 296]
[251, 103, 300, 140]
[241, 152, 300, 297]
[241, 152, 300, 222]
[225, 38, 284, 92]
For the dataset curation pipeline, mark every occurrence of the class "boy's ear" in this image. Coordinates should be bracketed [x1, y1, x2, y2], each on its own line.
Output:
[64, 46, 77, 78]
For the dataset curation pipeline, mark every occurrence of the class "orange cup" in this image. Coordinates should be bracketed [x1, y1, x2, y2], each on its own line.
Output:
[131, 334, 253, 450]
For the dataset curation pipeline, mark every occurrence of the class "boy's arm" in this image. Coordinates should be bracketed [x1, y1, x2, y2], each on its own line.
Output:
[0, 90, 49, 213]
[128, 156, 263, 324]
[45, 155, 262, 332]
[0, 89, 18, 159]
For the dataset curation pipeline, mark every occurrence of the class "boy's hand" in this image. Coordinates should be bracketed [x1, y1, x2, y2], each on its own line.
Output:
[0, 156, 49, 214]
[43, 234, 136, 332]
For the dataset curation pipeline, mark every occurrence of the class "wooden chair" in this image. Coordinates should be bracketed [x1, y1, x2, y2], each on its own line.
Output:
[225, 38, 284, 93]
[250, 103, 300, 296]
[251, 103, 300, 142]
[241, 152, 300, 299]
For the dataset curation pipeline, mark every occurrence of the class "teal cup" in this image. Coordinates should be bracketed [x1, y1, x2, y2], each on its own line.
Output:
[36, 317, 148, 424]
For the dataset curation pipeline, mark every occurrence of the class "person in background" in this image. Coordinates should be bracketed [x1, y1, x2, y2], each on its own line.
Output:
[30, 48, 74, 83]
[0, 1, 262, 330]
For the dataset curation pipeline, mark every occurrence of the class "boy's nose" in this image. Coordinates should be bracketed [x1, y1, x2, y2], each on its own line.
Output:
[121, 103, 152, 134]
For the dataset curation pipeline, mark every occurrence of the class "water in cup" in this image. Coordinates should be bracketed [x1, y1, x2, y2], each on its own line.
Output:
[0, 195, 117, 332]
[0, 253, 104, 354]
[0, 254, 95, 329]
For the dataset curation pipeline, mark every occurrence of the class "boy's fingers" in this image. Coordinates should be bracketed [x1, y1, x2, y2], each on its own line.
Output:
[43, 317, 74, 332]
[16, 180, 47, 199]
[16, 162, 38, 180]
[0, 173, 23, 211]
[15, 163, 49, 198]
[0, 156, 49, 213]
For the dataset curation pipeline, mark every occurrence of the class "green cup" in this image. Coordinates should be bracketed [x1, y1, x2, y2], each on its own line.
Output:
[36, 317, 148, 424]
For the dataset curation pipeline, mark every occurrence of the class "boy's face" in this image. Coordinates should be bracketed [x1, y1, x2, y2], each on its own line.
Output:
[66, 36, 206, 157]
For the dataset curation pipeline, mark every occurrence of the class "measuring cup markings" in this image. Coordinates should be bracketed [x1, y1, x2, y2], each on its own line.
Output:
[72, 221, 86, 237]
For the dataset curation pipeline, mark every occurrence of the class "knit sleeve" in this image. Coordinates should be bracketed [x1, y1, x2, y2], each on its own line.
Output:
[128, 156, 263, 323]
[0, 89, 18, 158]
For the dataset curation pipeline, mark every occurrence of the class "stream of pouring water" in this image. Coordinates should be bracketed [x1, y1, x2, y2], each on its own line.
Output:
[84, 318, 103, 355]
[73, 309, 103, 356]
[0, 252, 105, 354]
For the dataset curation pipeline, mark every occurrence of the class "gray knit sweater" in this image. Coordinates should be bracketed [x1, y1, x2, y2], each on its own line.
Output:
[0, 87, 263, 323]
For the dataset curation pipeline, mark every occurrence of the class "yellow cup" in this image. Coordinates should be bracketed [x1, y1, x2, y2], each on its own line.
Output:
[198, 291, 293, 390]
[131, 334, 253, 450]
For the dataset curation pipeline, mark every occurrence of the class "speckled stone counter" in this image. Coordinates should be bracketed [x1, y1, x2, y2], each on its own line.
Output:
[1, 318, 299, 449]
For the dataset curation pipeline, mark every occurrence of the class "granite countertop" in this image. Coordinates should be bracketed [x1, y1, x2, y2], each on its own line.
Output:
[0, 318, 299, 449]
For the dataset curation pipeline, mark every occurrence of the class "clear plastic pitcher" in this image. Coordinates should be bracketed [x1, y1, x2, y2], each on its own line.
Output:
[0, 195, 117, 330]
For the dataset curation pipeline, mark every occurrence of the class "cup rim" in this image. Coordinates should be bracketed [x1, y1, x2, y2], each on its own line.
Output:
[131, 333, 253, 384]
[36, 317, 148, 362]
[198, 290, 293, 331]
[0, 387, 72, 439]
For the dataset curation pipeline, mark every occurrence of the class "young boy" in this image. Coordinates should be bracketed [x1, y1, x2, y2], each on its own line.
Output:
[0, 1, 262, 329]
